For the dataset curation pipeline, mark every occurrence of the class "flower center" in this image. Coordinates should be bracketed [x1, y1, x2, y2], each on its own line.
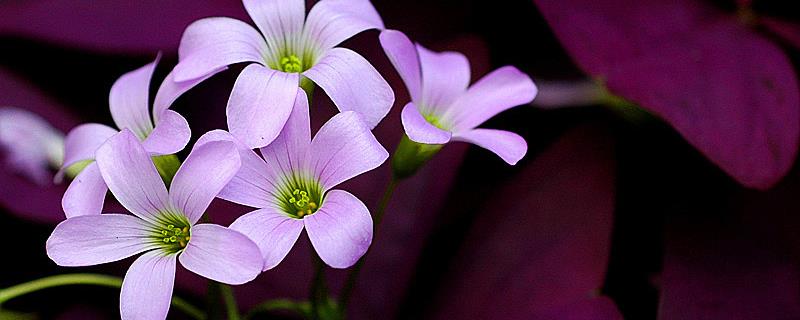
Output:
[276, 176, 323, 219]
[289, 189, 317, 217]
[150, 214, 191, 253]
[280, 54, 304, 73]
[424, 113, 448, 130]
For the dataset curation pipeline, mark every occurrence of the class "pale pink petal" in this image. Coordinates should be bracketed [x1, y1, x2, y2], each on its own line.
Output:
[60, 123, 118, 172]
[0, 107, 64, 184]
[417, 44, 470, 115]
[303, 0, 384, 52]
[179, 224, 262, 284]
[452, 129, 527, 165]
[401, 102, 451, 144]
[175, 17, 267, 81]
[303, 48, 394, 128]
[109, 56, 159, 139]
[379, 29, 422, 102]
[227, 64, 299, 148]
[444, 66, 537, 133]
[152, 67, 224, 122]
[194, 130, 277, 209]
[141, 110, 190, 155]
[243, 0, 305, 55]
[46, 214, 155, 266]
[95, 130, 170, 223]
[309, 111, 388, 190]
[62, 162, 107, 218]
[305, 190, 372, 269]
[120, 250, 176, 320]
[230, 208, 305, 270]
[259, 90, 311, 181]
[169, 141, 240, 225]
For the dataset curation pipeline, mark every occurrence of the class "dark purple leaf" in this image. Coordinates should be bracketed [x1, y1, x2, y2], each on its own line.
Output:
[429, 124, 620, 319]
[533, 0, 800, 189]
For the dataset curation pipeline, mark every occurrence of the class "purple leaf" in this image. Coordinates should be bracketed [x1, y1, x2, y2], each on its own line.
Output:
[0, 0, 247, 54]
[428, 125, 620, 319]
[533, 0, 800, 189]
[761, 17, 800, 51]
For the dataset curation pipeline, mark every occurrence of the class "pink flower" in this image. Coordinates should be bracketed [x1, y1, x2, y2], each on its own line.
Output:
[172, 0, 394, 149]
[380, 30, 537, 165]
[46, 130, 262, 320]
[196, 89, 388, 269]
[0, 107, 64, 185]
[59, 55, 206, 218]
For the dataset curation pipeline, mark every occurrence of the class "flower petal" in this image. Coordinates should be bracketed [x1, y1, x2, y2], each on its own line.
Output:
[444, 66, 537, 133]
[243, 0, 305, 57]
[141, 110, 191, 155]
[175, 17, 267, 81]
[308, 111, 388, 190]
[303, 48, 394, 128]
[452, 129, 527, 165]
[230, 208, 305, 270]
[227, 64, 299, 149]
[46, 214, 155, 266]
[120, 250, 176, 320]
[379, 29, 422, 102]
[401, 102, 451, 144]
[303, 0, 384, 52]
[259, 89, 311, 182]
[0, 107, 64, 185]
[60, 123, 118, 174]
[417, 44, 470, 115]
[96, 130, 170, 223]
[179, 224, 262, 284]
[62, 162, 107, 218]
[152, 67, 224, 123]
[109, 56, 159, 139]
[194, 130, 276, 209]
[170, 140, 240, 225]
[305, 190, 372, 268]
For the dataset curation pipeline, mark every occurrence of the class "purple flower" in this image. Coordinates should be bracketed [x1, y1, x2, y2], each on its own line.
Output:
[46, 129, 262, 320]
[0, 107, 64, 185]
[59, 55, 207, 218]
[172, 0, 394, 149]
[196, 89, 387, 269]
[379, 30, 537, 165]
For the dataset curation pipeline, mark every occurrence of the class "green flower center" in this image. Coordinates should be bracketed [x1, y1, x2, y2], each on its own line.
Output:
[276, 176, 323, 218]
[150, 213, 191, 254]
[280, 55, 304, 73]
[424, 113, 448, 130]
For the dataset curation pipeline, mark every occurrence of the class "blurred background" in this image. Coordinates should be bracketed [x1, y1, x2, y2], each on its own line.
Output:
[2, 0, 800, 319]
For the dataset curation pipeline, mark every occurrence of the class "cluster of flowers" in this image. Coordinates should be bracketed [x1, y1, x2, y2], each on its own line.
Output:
[1, 0, 536, 319]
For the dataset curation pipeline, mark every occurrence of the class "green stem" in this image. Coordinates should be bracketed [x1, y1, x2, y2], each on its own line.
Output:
[219, 284, 241, 320]
[309, 253, 327, 320]
[337, 176, 399, 313]
[0, 273, 205, 320]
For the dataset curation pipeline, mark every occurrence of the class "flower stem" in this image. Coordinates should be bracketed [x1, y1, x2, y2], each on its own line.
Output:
[219, 284, 241, 320]
[0, 273, 205, 320]
[309, 252, 328, 320]
[337, 176, 399, 314]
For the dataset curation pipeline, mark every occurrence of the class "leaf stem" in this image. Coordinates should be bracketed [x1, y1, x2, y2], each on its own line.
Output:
[0, 273, 205, 320]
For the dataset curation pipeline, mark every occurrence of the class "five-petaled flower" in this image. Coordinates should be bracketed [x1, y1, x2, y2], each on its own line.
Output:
[172, 0, 394, 149]
[380, 30, 537, 165]
[59, 55, 206, 218]
[195, 89, 387, 269]
[46, 129, 262, 320]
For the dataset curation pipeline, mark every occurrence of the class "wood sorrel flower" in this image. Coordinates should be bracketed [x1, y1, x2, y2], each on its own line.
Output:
[196, 89, 387, 269]
[46, 129, 262, 320]
[59, 55, 207, 219]
[172, 0, 394, 149]
[379, 30, 537, 176]
[0, 107, 64, 185]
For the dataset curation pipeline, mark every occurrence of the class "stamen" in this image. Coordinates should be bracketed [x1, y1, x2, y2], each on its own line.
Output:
[280, 55, 303, 73]
[153, 218, 191, 253]
[288, 188, 318, 218]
